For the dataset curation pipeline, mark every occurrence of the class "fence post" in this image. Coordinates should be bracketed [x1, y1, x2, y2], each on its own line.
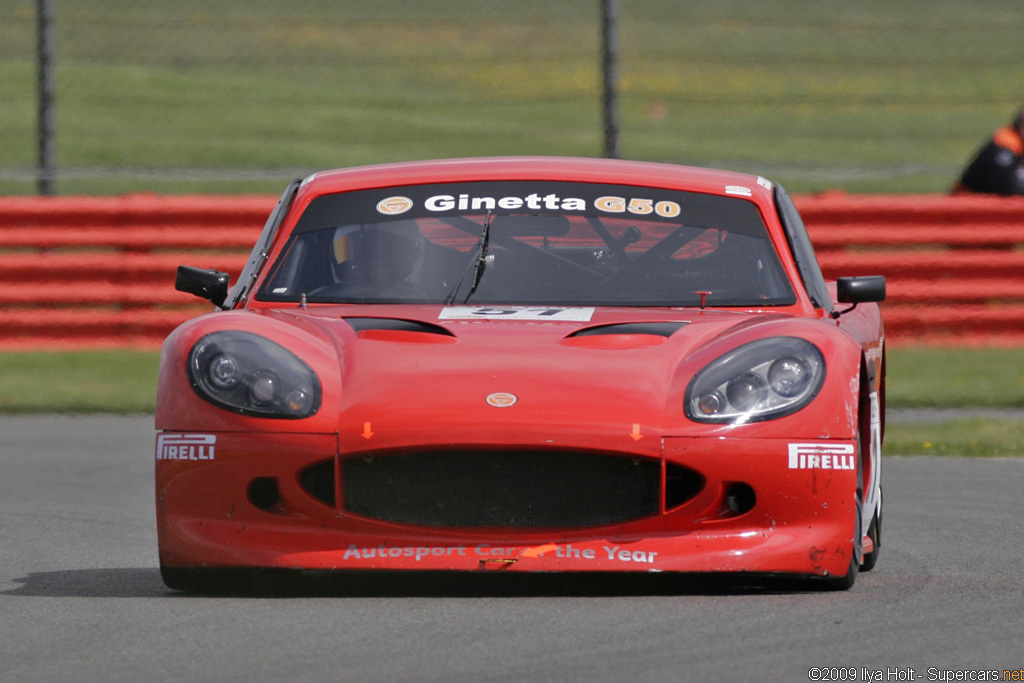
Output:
[600, 0, 620, 159]
[36, 0, 56, 196]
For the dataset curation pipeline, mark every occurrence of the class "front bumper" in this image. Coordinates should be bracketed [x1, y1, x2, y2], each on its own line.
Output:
[155, 431, 860, 579]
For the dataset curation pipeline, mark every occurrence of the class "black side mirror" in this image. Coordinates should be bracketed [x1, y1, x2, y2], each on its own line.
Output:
[837, 276, 886, 304]
[175, 266, 230, 307]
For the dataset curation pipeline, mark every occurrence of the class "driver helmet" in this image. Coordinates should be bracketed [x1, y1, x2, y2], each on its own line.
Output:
[332, 221, 425, 286]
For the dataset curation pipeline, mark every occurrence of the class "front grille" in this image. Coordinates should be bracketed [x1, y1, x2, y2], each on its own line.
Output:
[341, 450, 686, 528]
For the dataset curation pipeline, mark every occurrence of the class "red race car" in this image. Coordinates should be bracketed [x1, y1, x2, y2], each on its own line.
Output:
[157, 157, 885, 592]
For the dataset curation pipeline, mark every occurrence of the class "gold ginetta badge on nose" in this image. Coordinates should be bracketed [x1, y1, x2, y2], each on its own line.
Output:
[485, 392, 517, 407]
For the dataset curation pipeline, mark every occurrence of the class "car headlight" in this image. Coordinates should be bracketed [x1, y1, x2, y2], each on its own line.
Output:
[685, 337, 825, 423]
[188, 331, 321, 418]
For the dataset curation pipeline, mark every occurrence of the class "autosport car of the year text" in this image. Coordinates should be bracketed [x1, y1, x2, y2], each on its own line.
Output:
[342, 543, 659, 564]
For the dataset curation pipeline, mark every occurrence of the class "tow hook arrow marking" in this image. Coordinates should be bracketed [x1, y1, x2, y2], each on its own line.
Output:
[361, 422, 374, 439]
[520, 543, 559, 558]
[631, 423, 643, 441]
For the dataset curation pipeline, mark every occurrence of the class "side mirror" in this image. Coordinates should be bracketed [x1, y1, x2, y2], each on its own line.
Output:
[837, 276, 886, 304]
[175, 266, 230, 307]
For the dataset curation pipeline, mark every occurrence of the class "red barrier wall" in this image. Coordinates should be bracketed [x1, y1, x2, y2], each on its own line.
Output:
[2, 192, 1024, 349]
[799, 192, 1024, 346]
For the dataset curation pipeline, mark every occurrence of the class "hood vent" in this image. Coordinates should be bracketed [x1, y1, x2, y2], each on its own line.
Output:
[568, 322, 688, 338]
[562, 321, 688, 348]
[344, 317, 456, 343]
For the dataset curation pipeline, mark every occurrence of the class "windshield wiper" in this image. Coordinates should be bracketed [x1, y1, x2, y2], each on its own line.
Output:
[444, 211, 493, 305]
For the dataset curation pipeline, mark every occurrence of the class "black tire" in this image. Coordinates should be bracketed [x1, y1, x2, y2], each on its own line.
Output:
[781, 509, 858, 591]
[855, 373, 882, 574]
[859, 491, 882, 572]
[816, 496, 861, 591]
[766, 555, 857, 592]
[769, 495, 860, 592]
[820, 555, 858, 591]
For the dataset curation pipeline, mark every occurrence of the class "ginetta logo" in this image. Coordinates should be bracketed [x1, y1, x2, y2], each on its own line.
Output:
[156, 433, 216, 461]
[787, 443, 855, 470]
[486, 392, 518, 408]
[376, 196, 413, 215]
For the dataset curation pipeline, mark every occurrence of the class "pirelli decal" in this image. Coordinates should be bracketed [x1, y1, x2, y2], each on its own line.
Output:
[156, 433, 217, 461]
[787, 443, 855, 470]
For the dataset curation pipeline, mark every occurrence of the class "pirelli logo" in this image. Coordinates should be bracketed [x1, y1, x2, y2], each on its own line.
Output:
[156, 433, 216, 461]
[787, 443, 855, 470]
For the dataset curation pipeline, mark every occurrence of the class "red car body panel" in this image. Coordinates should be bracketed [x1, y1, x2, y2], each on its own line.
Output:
[156, 157, 885, 589]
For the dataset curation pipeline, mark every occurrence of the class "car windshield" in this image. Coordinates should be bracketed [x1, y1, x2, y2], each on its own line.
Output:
[256, 181, 795, 307]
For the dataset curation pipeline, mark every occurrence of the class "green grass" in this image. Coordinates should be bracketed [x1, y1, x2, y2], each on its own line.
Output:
[1, 345, 1021, 456]
[886, 347, 1024, 408]
[3, 0, 1024, 194]
[884, 347, 1024, 456]
[0, 350, 160, 414]
[885, 419, 1024, 458]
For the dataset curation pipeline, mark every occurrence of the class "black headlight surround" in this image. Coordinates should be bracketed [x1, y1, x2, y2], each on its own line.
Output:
[685, 336, 826, 424]
[187, 331, 321, 418]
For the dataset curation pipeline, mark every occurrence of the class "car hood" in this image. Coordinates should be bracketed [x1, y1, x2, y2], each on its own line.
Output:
[261, 304, 800, 446]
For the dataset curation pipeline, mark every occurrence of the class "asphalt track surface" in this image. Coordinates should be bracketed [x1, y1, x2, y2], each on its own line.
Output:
[2, 415, 1022, 683]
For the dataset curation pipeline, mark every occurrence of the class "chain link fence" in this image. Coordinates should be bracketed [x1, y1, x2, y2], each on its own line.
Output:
[3, 0, 1023, 195]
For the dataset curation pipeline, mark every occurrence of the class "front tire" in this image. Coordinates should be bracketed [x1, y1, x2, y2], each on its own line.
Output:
[859, 493, 882, 572]
[822, 555, 858, 591]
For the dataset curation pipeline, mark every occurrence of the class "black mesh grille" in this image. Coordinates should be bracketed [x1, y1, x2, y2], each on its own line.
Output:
[343, 450, 667, 528]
